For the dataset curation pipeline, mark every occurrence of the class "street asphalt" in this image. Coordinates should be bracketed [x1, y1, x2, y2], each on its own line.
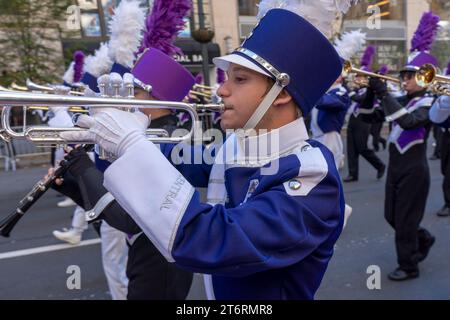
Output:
[0, 138, 449, 300]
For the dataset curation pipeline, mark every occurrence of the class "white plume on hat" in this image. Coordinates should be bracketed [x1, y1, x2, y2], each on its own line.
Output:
[333, 29, 366, 61]
[257, 0, 356, 39]
[108, 0, 147, 68]
[84, 43, 113, 77]
[62, 61, 75, 84]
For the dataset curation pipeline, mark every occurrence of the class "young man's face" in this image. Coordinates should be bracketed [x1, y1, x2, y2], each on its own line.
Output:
[400, 71, 423, 94]
[217, 63, 271, 130]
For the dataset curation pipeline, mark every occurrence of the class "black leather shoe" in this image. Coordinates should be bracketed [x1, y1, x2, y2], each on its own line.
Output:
[436, 206, 450, 217]
[343, 176, 358, 182]
[417, 235, 435, 262]
[376, 164, 386, 180]
[388, 268, 419, 281]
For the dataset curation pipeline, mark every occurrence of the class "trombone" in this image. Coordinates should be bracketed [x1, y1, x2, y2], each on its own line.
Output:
[0, 91, 224, 145]
[416, 64, 450, 95]
[342, 60, 401, 84]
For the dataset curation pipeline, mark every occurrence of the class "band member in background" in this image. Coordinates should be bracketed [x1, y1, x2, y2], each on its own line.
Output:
[344, 45, 386, 182]
[429, 60, 450, 217]
[62, 0, 356, 299]
[54, 0, 195, 300]
[369, 65, 389, 152]
[362, 12, 439, 281]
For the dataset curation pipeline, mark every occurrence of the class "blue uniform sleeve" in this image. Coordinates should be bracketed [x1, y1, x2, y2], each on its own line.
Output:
[159, 143, 215, 188]
[429, 96, 450, 127]
[315, 91, 350, 112]
[172, 175, 344, 277]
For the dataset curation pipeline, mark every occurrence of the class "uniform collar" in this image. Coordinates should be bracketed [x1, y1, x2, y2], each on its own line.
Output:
[235, 117, 309, 160]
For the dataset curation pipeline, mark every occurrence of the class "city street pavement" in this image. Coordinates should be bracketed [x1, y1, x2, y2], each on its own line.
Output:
[1, 139, 449, 300]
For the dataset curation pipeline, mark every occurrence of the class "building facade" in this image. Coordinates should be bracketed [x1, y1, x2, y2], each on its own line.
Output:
[233, 0, 450, 73]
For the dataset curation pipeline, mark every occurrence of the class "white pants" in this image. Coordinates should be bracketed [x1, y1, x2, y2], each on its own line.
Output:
[71, 206, 88, 232]
[100, 221, 129, 300]
[315, 131, 345, 170]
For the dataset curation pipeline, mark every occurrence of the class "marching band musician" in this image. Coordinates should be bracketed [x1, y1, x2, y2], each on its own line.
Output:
[61, 0, 356, 299]
[369, 65, 389, 152]
[54, 0, 195, 299]
[360, 12, 439, 281]
[310, 74, 350, 170]
[311, 29, 365, 171]
[57, 49, 195, 300]
[51, 51, 89, 243]
[429, 60, 450, 217]
[344, 45, 386, 182]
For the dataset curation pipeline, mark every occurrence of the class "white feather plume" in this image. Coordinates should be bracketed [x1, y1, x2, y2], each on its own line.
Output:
[108, 0, 146, 68]
[333, 29, 366, 60]
[84, 43, 113, 77]
[257, 0, 357, 39]
[62, 61, 75, 84]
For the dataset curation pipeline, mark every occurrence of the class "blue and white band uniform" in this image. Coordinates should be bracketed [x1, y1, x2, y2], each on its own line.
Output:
[311, 84, 351, 169]
[429, 95, 450, 128]
[103, 117, 345, 299]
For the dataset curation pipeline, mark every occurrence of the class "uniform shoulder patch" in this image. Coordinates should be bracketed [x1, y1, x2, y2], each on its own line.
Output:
[283, 144, 329, 196]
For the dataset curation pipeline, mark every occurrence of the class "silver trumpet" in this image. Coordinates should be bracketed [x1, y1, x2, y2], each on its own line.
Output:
[0, 91, 224, 145]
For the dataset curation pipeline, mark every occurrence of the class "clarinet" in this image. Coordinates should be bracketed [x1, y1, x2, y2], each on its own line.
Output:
[0, 144, 93, 237]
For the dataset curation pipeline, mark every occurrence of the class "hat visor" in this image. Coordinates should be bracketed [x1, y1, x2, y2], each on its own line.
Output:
[213, 54, 271, 77]
[400, 65, 419, 72]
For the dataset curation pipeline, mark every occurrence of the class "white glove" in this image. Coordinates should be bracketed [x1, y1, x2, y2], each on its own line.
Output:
[60, 108, 150, 158]
[48, 106, 72, 128]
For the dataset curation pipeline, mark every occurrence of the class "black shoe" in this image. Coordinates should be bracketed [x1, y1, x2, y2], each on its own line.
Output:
[436, 206, 450, 217]
[388, 268, 419, 281]
[417, 235, 435, 262]
[376, 164, 386, 180]
[343, 176, 358, 182]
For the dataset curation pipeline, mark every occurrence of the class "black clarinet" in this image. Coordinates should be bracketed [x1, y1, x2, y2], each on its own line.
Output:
[0, 144, 93, 237]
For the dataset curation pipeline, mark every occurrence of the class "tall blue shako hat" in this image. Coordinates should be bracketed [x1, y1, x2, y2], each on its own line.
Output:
[213, 0, 356, 130]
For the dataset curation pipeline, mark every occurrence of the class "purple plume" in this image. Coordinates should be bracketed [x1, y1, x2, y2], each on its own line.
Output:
[378, 64, 389, 75]
[73, 50, 84, 83]
[411, 11, 440, 53]
[216, 68, 226, 84]
[446, 60, 450, 76]
[137, 0, 192, 56]
[195, 73, 203, 84]
[360, 45, 376, 68]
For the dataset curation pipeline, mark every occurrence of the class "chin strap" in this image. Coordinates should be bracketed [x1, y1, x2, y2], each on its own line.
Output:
[243, 73, 290, 132]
